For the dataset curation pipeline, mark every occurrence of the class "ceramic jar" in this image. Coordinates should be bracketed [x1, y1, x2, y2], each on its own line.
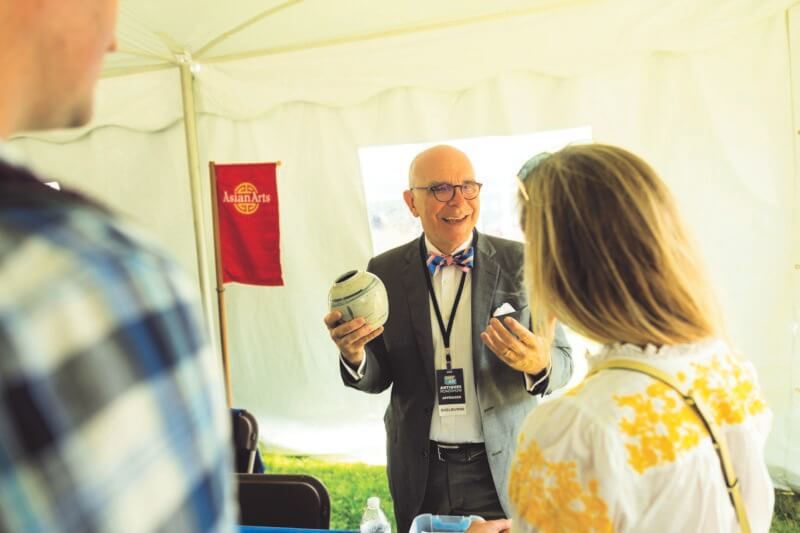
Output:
[328, 270, 389, 327]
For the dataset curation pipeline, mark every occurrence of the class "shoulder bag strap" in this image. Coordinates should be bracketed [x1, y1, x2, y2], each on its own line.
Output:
[588, 358, 751, 533]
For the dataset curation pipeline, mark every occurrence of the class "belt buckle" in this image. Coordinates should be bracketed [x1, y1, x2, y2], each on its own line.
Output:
[435, 443, 458, 462]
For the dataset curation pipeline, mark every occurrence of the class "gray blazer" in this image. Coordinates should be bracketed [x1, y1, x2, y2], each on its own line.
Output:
[340, 232, 572, 531]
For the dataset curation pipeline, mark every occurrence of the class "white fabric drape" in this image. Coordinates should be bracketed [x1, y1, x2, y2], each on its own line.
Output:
[9, 2, 798, 485]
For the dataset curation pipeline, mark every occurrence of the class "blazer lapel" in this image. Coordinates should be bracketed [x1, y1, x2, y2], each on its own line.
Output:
[471, 232, 499, 364]
[402, 238, 436, 394]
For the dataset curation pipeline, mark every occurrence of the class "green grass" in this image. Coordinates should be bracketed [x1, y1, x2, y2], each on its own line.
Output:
[262, 452, 799, 532]
[263, 453, 395, 530]
[773, 490, 800, 533]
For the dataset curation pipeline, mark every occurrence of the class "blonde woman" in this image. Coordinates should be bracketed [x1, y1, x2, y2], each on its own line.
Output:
[473, 144, 773, 533]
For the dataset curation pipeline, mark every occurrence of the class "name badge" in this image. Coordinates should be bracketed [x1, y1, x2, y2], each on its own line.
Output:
[436, 368, 466, 417]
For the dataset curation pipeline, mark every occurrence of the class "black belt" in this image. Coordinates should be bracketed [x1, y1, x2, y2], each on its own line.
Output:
[430, 441, 487, 463]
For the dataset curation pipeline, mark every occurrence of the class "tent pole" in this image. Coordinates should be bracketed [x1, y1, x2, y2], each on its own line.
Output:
[177, 57, 216, 352]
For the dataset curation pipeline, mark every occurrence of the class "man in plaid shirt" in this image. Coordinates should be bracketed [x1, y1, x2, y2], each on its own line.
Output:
[0, 1, 235, 531]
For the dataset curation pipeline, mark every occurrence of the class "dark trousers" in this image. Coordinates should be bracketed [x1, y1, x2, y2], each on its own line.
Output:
[412, 441, 505, 529]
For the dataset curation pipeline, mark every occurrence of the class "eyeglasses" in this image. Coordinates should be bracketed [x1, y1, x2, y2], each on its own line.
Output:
[516, 152, 551, 202]
[410, 181, 483, 202]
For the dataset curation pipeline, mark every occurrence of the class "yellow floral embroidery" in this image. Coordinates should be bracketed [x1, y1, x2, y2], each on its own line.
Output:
[614, 353, 767, 474]
[510, 437, 612, 533]
[690, 354, 767, 425]
[614, 383, 704, 473]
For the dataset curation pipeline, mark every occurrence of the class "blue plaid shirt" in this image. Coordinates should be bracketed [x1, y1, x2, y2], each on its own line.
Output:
[0, 160, 235, 532]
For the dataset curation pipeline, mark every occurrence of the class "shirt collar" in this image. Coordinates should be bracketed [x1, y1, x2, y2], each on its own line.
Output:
[0, 140, 28, 168]
[424, 233, 474, 256]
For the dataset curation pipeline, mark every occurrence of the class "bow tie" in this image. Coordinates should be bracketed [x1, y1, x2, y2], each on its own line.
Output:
[426, 247, 474, 275]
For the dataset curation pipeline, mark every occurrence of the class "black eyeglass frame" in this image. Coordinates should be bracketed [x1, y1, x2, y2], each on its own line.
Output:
[409, 182, 484, 202]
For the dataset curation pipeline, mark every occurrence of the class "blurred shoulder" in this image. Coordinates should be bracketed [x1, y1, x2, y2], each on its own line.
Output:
[0, 180, 194, 316]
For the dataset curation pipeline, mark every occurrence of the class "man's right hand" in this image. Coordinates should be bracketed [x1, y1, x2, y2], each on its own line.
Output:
[323, 311, 384, 368]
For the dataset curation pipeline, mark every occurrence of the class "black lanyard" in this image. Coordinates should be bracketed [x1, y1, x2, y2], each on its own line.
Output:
[418, 232, 476, 370]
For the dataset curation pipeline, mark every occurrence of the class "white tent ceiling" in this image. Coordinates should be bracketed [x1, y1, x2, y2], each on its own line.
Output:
[29, 0, 793, 138]
[107, 0, 791, 72]
[10, 0, 800, 490]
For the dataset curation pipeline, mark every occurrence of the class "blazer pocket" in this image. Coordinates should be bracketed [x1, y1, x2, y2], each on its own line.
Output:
[494, 304, 529, 324]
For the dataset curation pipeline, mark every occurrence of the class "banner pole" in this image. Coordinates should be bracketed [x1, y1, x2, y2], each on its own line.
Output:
[209, 161, 234, 408]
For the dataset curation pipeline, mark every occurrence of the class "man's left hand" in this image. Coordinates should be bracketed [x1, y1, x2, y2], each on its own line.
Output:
[480, 315, 556, 375]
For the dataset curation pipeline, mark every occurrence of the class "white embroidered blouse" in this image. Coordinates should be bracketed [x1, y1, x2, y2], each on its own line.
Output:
[509, 339, 774, 533]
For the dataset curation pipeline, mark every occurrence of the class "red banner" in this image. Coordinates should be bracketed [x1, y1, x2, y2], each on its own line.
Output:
[213, 162, 284, 286]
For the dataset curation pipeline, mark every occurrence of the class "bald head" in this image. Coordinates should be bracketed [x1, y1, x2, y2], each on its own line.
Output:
[403, 144, 480, 254]
[408, 145, 475, 188]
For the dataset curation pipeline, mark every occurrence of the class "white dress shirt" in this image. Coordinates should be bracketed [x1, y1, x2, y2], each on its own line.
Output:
[424, 235, 484, 444]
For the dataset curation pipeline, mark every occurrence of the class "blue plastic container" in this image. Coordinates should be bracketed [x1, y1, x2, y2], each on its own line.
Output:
[408, 514, 484, 533]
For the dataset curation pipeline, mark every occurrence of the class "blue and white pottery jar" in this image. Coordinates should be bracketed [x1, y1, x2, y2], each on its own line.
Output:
[328, 270, 389, 327]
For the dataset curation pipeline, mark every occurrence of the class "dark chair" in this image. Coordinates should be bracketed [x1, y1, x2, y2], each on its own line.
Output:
[237, 473, 331, 529]
[231, 408, 264, 473]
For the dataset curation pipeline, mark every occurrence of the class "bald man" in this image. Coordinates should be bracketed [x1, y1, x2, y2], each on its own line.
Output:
[0, 1, 234, 530]
[324, 145, 573, 531]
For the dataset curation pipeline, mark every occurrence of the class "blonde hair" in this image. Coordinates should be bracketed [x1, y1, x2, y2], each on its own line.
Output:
[519, 144, 720, 346]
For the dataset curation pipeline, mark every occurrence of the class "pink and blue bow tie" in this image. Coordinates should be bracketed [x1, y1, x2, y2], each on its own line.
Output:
[427, 247, 475, 275]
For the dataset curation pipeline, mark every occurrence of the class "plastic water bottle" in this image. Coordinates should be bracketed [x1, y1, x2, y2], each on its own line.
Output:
[360, 496, 391, 533]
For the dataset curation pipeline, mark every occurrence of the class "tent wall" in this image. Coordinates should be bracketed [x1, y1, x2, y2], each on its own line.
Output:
[787, 2, 800, 491]
[10, 9, 799, 482]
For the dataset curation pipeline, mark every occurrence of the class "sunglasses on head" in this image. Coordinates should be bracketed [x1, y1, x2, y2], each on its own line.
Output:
[515, 152, 551, 202]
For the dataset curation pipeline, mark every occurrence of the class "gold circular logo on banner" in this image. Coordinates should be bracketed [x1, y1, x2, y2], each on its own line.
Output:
[233, 182, 260, 215]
